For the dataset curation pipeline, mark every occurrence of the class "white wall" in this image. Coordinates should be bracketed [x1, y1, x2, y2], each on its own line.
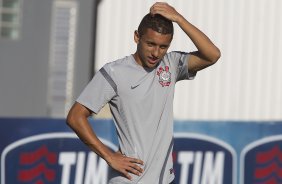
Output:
[95, 0, 282, 121]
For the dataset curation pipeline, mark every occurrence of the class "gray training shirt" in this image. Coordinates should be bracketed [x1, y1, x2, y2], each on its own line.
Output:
[77, 51, 196, 184]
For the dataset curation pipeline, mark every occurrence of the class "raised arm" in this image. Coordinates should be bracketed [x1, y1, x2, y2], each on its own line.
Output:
[66, 102, 143, 180]
[150, 2, 221, 73]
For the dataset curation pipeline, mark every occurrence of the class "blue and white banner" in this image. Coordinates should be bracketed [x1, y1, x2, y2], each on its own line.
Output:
[173, 133, 236, 184]
[0, 118, 281, 184]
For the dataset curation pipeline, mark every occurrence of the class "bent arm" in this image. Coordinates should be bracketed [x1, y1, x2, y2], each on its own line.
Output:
[150, 2, 221, 73]
[66, 102, 144, 180]
[175, 16, 221, 72]
[66, 102, 113, 161]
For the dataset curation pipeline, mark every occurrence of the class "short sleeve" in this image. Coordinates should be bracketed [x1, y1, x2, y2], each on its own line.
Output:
[76, 67, 117, 114]
[167, 51, 197, 81]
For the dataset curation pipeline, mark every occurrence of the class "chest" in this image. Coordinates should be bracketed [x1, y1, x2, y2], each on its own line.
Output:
[116, 65, 176, 102]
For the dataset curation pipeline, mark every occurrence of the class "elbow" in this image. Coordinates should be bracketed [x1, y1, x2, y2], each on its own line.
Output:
[66, 108, 81, 129]
[66, 111, 76, 128]
[209, 48, 221, 64]
[215, 48, 221, 61]
[66, 103, 90, 129]
[211, 48, 221, 63]
[66, 103, 80, 127]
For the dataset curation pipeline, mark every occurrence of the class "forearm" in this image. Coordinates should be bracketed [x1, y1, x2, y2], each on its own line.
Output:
[66, 103, 144, 179]
[176, 15, 221, 62]
[66, 112, 114, 164]
[150, 2, 220, 63]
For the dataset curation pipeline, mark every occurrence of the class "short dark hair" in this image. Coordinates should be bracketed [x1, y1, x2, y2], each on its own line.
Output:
[137, 13, 174, 37]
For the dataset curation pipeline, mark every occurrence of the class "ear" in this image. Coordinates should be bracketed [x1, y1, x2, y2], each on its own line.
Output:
[134, 30, 140, 43]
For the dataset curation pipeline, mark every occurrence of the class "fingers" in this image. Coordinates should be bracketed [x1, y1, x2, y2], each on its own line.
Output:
[129, 160, 144, 173]
[120, 169, 132, 180]
[150, 2, 170, 14]
[150, 2, 180, 22]
[121, 159, 144, 180]
[129, 157, 144, 165]
[125, 156, 144, 174]
[150, 3, 162, 15]
[109, 152, 144, 180]
[127, 164, 142, 176]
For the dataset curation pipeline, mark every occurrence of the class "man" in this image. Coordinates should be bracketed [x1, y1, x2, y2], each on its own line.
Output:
[67, 2, 220, 184]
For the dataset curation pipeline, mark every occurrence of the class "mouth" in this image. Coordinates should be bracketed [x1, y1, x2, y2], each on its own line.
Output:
[147, 57, 159, 65]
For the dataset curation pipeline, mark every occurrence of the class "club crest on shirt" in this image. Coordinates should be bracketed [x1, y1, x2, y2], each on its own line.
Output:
[157, 66, 171, 87]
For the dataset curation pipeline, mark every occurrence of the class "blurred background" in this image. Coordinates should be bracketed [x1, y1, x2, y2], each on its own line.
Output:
[0, 0, 281, 120]
[0, 0, 281, 183]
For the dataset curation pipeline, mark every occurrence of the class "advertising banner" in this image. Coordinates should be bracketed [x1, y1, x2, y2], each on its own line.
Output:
[0, 118, 281, 184]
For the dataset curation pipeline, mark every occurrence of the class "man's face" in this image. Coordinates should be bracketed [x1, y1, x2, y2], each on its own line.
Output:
[134, 28, 172, 68]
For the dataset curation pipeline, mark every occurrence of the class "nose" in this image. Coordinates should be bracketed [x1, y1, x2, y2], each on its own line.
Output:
[152, 47, 160, 58]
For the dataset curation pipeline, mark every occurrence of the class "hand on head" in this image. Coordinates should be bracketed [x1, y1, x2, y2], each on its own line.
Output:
[150, 2, 182, 22]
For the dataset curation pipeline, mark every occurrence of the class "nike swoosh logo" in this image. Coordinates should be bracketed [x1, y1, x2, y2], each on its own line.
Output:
[131, 85, 140, 89]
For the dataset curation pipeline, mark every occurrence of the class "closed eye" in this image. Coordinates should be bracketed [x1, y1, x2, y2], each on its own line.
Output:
[160, 45, 169, 49]
[147, 41, 156, 47]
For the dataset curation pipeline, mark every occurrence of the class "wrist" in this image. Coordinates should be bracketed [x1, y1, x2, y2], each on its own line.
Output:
[104, 150, 115, 165]
[175, 14, 186, 24]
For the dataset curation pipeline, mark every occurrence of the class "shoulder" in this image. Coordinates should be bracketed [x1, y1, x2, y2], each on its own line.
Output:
[102, 55, 134, 74]
[162, 51, 190, 70]
[164, 51, 189, 62]
[99, 55, 137, 85]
